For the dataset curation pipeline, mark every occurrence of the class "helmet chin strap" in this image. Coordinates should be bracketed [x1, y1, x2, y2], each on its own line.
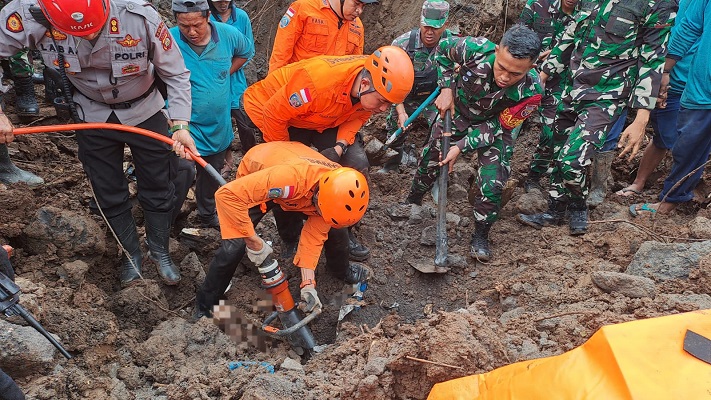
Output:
[328, 0, 345, 27]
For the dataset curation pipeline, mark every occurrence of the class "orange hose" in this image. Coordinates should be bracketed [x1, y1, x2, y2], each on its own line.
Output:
[13, 122, 207, 168]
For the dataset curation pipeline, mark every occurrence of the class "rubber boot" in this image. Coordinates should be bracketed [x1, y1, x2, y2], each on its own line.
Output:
[348, 227, 369, 261]
[194, 238, 246, 320]
[144, 210, 181, 285]
[404, 188, 425, 205]
[106, 210, 143, 287]
[12, 75, 39, 117]
[376, 149, 403, 174]
[586, 150, 615, 207]
[516, 197, 567, 229]
[343, 262, 370, 284]
[0, 144, 44, 186]
[523, 171, 543, 193]
[470, 221, 492, 261]
[568, 200, 588, 235]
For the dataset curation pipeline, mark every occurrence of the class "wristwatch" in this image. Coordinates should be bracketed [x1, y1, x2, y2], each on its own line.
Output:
[335, 142, 347, 154]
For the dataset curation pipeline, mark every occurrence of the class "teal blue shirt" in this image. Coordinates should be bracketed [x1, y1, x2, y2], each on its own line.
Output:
[171, 22, 254, 155]
[666, 0, 694, 95]
[668, 0, 711, 108]
[210, 5, 255, 109]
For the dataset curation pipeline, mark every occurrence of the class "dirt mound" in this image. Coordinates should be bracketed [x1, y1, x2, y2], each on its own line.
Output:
[1, 0, 710, 398]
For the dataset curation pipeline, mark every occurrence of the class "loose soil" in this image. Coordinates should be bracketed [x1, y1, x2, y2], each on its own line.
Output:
[1, 1, 709, 399]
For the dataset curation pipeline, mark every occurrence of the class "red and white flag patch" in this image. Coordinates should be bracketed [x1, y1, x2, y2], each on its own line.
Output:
[299, 88, 312, 103]
[286, 7, 296, 17]
[268, 186, 296, 199]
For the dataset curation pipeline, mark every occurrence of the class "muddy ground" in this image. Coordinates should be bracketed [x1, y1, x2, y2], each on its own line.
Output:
[1, 0, 710, 399]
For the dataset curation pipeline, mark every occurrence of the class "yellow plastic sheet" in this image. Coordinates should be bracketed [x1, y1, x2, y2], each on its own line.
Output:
[428, 310, 711, 400]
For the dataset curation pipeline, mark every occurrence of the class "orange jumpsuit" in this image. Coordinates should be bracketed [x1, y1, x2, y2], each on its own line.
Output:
[243, 55, 372, 146]
[269, 0, 365, 73]
[215, 141, 341, 270]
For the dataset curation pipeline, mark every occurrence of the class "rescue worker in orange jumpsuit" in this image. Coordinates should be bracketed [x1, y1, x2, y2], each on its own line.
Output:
[268, 0, 377, 74]
[238, 45, 413, 268]
[194, 141, 369, 318]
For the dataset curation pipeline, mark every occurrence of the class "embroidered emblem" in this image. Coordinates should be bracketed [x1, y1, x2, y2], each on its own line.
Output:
[154, 22, 165, 39]
[161, 35, 172, 51]
[117, 34, 141, 47]
[6, 12, 23, 33]
[121, 64, 140, 74]
[268, 188, 283, 198]
[279, 15, 290, 28]
[44, 28, 67, 40]
[52, 59, 70, 69]
[109, 18, 119, 34]
[289, 93, 302, 108]
[298, 88, 311, 104]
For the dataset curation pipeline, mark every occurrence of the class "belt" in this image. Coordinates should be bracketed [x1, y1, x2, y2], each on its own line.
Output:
[76, 83, 156, 110]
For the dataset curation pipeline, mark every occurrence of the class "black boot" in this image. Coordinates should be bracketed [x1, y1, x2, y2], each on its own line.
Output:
[404, 188, 425, 205]
[106, 210, 143, 287]
[523, 172, 543, 193]
[348, 227, 369, 261]
[516, 198, 567, 229]
[470, 221, 493, 261]
[12, 75, 39, 117]
[343, 262, 370, 284]
[568, 200, 588, 235]
[144, 210, 181, 285]
[0, 144, 44, 186]
[195, 238, 246, 320]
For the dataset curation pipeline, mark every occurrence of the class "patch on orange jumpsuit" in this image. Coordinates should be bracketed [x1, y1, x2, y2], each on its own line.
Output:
[268, 186, 296, 199]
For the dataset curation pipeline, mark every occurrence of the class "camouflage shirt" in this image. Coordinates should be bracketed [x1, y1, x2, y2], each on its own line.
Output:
[436, 36, 543, 126]
[519, 0, 576, 52]
[541, 0, 677, 109]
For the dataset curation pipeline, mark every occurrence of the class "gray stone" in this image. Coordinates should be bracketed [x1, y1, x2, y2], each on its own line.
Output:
[409, 204, 429, 224]
[23, 206, 106, 258]
[279, 357, 303, 372]
[386, 203, 411, 220]
[363, 356, 388, 376]
[445, 212, 461, 225]
[420, 225, 436, 246]
[689, 217, 711, 240]
[659, 293, 711, 311]
[0, 319, 58, 377]
[515, 191, 548, 215]
[459, 216, 471, 227]
[446, 254, 468, 269]
[591, 270, 657, 298]
[499, 306, 525, 325]
[626, 241, 711, 281]
[449, 184, 469, 202]
[501, 296, 518, 311]
[56, 260, 89, 287]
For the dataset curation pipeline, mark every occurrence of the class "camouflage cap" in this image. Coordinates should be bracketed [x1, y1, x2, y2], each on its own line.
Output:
[421, 0, 449, 28]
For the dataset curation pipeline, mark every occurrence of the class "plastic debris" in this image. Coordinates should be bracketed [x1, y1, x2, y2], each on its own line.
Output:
[338, 281, 368, 322]
[228, 361, 275, 374]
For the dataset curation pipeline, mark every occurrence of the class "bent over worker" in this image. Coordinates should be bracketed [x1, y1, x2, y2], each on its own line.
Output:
[0, 0, 197, 286]
[195, 141, 369, 318]
[239, 46, 414, 262]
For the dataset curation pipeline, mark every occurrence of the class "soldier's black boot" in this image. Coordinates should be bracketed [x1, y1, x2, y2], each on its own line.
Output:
[568, 200, 589, 235]
[470, 221, 493, 261]
[144, 210, 181, 285]
[0, 144, 44, 186]
[348, 227, 369, 261]
[523, 171, 543, 193]
[516, 197, 567, 229]
[12, 75, 39, 117]
[404, 187, 425, 205]
[343, 262, 370, 284]
[106, 210, 143, 287]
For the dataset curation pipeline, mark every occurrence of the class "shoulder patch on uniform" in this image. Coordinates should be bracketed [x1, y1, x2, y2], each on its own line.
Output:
[155, 22, 172, 51]
[289, 93, 302, 107]
[6, 12, 23, 33]
[289, 88, 312, 108]
[268, 186, 296, 199]
[109, 18, 120, 34]
[279, 15, 290, 28]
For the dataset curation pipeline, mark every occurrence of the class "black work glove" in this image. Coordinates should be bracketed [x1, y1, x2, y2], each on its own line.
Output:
[320, 146, 341, 162]
[0, 246, 15, 281]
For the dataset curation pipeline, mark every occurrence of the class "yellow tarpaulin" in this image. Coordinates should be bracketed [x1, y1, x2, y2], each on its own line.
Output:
[428, 310, 711, 400]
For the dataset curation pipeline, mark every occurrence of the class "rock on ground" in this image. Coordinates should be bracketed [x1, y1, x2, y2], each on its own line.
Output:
[591, 270, 657, 298]
[626, 240, 711, 281]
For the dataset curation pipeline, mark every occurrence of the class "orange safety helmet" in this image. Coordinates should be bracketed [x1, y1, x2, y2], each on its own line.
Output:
[38, 0, 110, 37]
[317, 167, 369, 229]
[364, 46, 415, 104]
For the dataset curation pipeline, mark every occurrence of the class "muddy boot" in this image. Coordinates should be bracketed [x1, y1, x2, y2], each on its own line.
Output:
[470, 221, 492, 261]
[523, 172, 543, 193]
[516, 198, 567, 229]
[348, 227, 370, 261]
[376, 149, 403, 174]
[195, 238, 246, 320]
[587, 150, 615, 208]
[144, 210, 181, 285]
[12, 75, 39, 117]
[343, 262, 370, 284]
[404, 188, 425, 205]
[0, 144, 44, 186]
[568, 200, 588, 235]
[106, 210, 143, 287]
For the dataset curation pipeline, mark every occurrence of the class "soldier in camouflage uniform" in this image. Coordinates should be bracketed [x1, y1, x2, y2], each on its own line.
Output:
[404, 24, 543, 261]
[378, 0, 453, 173]
[519, 0, 578, 192]
[517, 0, 677, 235]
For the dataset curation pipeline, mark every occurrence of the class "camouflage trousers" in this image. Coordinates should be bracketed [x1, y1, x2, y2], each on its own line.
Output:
[411, 117, 515, 222]
[383, 99, 438, 154]
[528, 90, 564, 176]
[548, 98, 626, 202]
[7, 49, 33, 78]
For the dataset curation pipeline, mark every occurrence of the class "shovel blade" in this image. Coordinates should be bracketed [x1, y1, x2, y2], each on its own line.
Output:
[409, 260, 449, 274]
[684, 329, 711, 365]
